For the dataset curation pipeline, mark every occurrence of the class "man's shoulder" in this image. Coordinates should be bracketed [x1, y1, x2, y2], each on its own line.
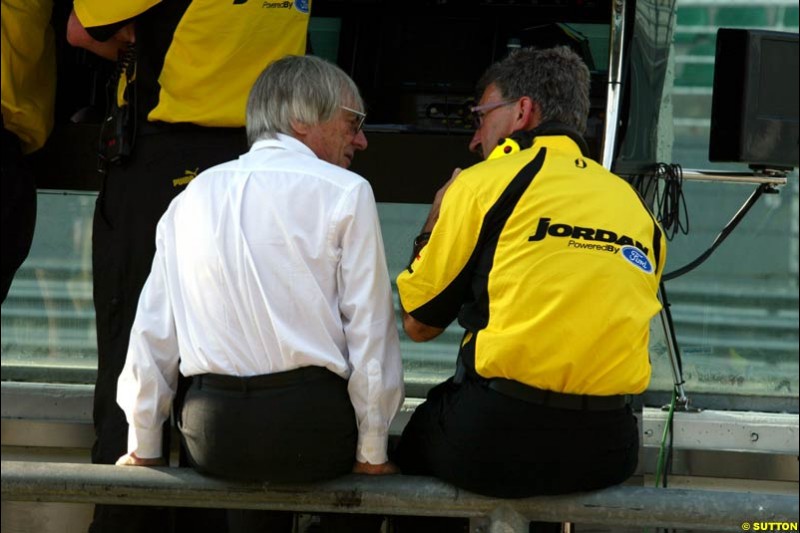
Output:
[457, 148, 534, 189]
[245, 148, 372, 194]
[286, 155, 371, 198]
[311, 157, 369, 186]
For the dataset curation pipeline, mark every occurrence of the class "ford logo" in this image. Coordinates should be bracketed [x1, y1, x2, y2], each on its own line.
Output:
[621, 245, 654, 273]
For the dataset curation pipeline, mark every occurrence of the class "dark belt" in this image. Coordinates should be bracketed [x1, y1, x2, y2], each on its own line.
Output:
[487, 378, 630, 411]
[195, 366, 337, 392]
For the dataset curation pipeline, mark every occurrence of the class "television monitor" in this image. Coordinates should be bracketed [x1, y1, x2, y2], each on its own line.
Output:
[709, 29, 799, 171]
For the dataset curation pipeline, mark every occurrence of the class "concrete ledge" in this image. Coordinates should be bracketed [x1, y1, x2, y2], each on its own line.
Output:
[2, 461, 798, 532]
[641, 408, 800, 454]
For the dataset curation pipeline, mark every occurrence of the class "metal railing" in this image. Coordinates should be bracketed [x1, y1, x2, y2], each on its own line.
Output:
[2, 461, 797, 532]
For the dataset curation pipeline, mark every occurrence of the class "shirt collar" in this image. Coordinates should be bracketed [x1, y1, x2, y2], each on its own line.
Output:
[250, 133, 318, 159]
[507, 122, 591, 157]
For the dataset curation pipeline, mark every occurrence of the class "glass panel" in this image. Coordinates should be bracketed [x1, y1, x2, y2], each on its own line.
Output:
[378, 203, 459, 387]
[1, 191, 97, 380]
[664, 0, 800, 398]
[648, 180, 799, 397]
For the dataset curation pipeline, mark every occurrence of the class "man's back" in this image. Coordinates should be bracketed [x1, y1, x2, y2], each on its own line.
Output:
[398, 130, 665, 395]
[146, 134, 393, 378]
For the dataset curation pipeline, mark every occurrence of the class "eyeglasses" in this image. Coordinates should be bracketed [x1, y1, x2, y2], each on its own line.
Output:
[470, 100, 517, 129]
[341, 105, 367, 134]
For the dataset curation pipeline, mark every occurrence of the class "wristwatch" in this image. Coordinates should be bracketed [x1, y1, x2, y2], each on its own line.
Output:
[411, 231, 432, 262]
[414, 232, 432, 248]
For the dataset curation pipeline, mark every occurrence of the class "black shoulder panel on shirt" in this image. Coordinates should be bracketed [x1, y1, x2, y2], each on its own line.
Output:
[458, 147, 547, 332]
[408, 268, 472, 329]
[411, 148, 547, 331]
[652, 221, 663, 274]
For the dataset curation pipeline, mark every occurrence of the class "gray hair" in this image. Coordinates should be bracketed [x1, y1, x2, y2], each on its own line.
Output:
[477, 46, 590, 134]
[246, 55, 364, 146]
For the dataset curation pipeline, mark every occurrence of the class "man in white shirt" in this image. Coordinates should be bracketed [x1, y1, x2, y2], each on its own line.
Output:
[114, 55, 404, 530]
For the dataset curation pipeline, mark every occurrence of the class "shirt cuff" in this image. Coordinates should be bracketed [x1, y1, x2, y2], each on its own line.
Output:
[356, 431, 389, 465]
[127, 425, 163, 460]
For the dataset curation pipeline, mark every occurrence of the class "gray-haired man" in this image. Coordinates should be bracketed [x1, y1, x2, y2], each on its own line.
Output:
[114, 55, 404, 529]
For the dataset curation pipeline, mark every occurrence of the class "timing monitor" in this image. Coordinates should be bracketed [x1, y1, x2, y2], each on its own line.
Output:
[709, 29, 799, 172]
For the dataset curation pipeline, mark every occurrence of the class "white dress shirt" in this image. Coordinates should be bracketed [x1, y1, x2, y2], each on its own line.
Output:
[117, 134, 404, 465]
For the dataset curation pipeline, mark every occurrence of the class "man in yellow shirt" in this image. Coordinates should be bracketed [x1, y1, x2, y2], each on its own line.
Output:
[396, 46, 666, 512]
[1, 0, 56, 302]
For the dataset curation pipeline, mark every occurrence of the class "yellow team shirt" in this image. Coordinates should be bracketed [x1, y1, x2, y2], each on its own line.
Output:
[1, 0, 56, 153]
[398, 131, 666, 396]
[74, 0, 310, 127]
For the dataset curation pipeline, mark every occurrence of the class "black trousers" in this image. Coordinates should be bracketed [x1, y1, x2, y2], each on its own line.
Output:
[1, 128, 37, 304]
[180, 367, 357, 482]
[90, 125, 246, 533]
[394, 377, 639, 498]
[181, 367, 383, 533]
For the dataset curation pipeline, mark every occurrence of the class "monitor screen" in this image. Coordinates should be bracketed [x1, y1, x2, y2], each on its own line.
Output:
[709, 29, 799, 170]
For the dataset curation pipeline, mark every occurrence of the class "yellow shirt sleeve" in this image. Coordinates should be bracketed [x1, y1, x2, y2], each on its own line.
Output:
[397, 175, 484, 327]
[74, 0, 160, 28]
[0, 0, 56, 153]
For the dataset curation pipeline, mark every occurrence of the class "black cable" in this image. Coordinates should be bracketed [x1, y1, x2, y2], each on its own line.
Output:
[654, 163, 689, 240]
[662, 183, 774, 281]
[630, 172, 658, 211]
[631, 163, 689, 242]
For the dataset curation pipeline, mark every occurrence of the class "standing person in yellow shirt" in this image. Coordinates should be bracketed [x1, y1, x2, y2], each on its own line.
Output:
[1, 0, 56, 303]
[66, 2, 311, 532]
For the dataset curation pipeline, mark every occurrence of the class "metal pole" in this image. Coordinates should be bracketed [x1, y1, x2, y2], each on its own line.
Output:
[681, 170, 788, 186]
[657, 291, 689, 408]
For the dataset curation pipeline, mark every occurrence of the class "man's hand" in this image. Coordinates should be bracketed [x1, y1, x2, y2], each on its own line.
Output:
[352, 461, 399, 475]
[115, 452, 166, 467]
[67, 9, 135, 61]
[422, 168, 462, 232]
[402, 311, 445, 342]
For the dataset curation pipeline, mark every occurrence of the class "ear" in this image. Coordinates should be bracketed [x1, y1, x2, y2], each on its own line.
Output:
[290, 119, 309, 137]
[515, 97, 541, 131]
